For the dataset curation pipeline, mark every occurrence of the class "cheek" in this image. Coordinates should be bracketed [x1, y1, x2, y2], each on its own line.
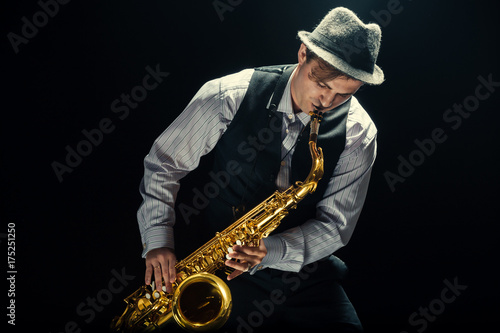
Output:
[298, 83, 317, 103]
[332, 97, 349, 108]
[305, 83, 321, 99]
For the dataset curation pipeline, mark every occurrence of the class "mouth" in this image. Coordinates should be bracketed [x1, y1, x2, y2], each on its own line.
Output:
[312, 104, 328, 112]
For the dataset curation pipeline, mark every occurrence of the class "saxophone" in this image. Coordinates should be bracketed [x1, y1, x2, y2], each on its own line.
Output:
[111, 110, 324, 332]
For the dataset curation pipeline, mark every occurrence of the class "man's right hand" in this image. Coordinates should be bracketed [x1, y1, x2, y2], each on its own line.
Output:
[145, 247, 177, 293]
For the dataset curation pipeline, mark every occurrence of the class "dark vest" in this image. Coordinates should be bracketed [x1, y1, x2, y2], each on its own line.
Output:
[174, 65, 350, 258]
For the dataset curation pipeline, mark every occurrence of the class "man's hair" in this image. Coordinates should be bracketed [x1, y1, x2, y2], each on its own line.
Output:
[305, 47, 354, 82]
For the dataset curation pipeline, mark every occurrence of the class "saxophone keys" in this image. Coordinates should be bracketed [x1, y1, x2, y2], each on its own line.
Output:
[137, 293, 153, 311]
[204, 256, 214, 266]
[177, 271, 188, 283]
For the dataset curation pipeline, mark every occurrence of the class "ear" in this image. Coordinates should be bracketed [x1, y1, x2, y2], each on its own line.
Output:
[298, 43, 308, 65]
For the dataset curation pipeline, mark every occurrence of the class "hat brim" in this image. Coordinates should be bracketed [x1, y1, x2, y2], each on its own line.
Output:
[298, 31, 384, 85]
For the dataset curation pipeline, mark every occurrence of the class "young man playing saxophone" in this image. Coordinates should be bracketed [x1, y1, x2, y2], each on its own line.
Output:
[138, 7, 384, 332]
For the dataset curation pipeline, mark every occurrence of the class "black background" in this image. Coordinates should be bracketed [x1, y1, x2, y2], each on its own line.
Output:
[2, 0, 499, 332]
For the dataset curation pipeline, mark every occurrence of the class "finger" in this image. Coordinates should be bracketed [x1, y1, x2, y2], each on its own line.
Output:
[161, 267, 170, 292]
[225, 259, 251, 279]
[232, 244, 262, 256]
[227, 268, 243, 281]
[228, 247, 257, 263]
[227, 250, 245, 262]
[163, 262, 176, 293]
[145, 264, 153, 285]
[153, 264, 163, 291]
[168, 259, 177, 283]
[225, 259, 242, 281]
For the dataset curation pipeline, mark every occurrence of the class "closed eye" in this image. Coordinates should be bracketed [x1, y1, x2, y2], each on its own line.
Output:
[316, 81, 328, 89]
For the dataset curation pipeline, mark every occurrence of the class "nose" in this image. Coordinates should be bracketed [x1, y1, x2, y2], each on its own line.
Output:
[319, 91, 335, 109]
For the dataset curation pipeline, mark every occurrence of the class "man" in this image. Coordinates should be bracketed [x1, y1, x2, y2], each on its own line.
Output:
[137, 7, 384, 332]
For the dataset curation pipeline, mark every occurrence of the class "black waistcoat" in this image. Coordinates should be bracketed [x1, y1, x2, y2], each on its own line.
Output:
[174, 65, 350, 258]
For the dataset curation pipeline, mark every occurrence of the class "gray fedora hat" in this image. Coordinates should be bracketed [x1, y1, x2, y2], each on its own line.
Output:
[298, 7, 384, 85]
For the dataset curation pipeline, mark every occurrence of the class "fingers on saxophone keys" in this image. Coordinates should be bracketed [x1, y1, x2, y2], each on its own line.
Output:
[153, 286, 168, 298]
[226, 255, 241, 263]
[225, 258, 246, 273]
[150, 280, 169, 298]
[226, 247, 233, 260]
[226, 244, 242, 261]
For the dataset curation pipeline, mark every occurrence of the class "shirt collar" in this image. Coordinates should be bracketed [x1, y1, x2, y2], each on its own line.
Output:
[266, 67, 310, 126]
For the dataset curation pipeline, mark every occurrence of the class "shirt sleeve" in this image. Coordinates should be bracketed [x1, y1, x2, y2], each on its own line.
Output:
[252, 98, 377, 273]
[137, 69, 253, 258]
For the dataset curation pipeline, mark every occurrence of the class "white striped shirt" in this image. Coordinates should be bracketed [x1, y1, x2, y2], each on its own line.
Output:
[137, 67, 377, 273]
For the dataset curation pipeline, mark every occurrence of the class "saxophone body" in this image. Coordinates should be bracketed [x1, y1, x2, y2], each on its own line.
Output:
[111, 111, 324, 332]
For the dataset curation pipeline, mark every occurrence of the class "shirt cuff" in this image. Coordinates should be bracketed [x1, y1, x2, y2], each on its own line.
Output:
[141, 225, 175, 258]
[248, 236, 284, 274]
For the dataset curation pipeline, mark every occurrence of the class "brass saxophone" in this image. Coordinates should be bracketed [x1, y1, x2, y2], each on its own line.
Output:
[111, 110, 324, 332]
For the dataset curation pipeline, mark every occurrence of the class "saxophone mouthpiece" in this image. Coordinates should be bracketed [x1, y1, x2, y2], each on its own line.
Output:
[309, 109, 323, 143]
[309, 109, 324, 122]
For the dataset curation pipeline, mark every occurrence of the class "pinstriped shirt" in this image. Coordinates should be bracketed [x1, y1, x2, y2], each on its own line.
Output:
[137, 67, 377, 273]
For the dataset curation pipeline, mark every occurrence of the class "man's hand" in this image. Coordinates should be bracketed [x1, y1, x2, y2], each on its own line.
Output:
[225, 240, 267, 281]
[145, 247, 177, 293]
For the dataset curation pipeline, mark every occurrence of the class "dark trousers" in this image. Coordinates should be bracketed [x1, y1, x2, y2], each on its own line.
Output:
[222, 255, 363, 333]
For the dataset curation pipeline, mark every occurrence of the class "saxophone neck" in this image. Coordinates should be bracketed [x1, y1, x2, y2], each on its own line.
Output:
[306, 110, 324, 183]
[304, 141, 323, 184]
[293, 111, 325, 199]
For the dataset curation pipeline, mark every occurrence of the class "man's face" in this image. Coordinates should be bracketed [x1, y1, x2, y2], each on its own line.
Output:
[291, 44, 364, 115]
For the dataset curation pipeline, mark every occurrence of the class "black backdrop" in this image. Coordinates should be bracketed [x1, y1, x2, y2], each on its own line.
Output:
[2, 0, 499, 332]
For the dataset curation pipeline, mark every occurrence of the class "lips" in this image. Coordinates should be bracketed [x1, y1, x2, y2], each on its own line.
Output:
[312, 104, 327, 111]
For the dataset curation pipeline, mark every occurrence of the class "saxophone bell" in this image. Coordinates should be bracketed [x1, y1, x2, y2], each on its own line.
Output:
[110, 273, 231, 332]
[172, 273, 232, 332]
